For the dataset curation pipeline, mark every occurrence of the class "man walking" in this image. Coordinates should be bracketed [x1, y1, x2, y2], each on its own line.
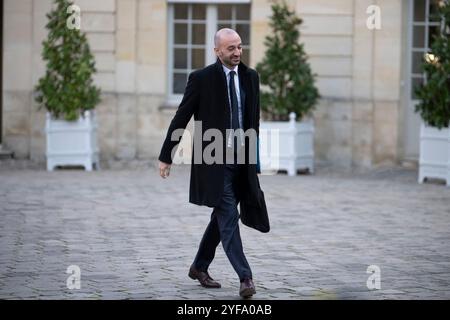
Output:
[158, 28, 263, 298]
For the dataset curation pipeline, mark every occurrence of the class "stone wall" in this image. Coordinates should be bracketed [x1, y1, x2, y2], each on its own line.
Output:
[2, 0, 406, 170]
[2, 0, 171, 163]
[253, 0, 404, 169]
[3, 0, 35, 159]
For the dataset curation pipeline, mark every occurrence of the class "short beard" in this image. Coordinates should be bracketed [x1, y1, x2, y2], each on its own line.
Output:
[227, 56, 240, 66]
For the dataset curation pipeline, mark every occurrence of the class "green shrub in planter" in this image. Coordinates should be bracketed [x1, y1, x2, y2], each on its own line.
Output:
[35, 0, 101, 121]
[256, 0, 319, 121]
[415, 0, 450, 129]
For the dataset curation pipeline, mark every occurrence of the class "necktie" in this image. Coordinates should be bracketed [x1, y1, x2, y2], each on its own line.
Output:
[229, 71, 240, 130]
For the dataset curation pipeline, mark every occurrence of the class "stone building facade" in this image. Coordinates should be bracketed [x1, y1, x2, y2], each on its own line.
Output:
[2, 0, 432, 169]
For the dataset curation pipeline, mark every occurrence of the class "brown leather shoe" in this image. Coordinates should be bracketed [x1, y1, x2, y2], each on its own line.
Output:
[188, 266, 221, 288]
[239, 278, 256, 298]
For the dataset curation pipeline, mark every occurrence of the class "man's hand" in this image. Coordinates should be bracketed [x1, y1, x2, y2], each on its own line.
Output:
[159, 161, 171, 179]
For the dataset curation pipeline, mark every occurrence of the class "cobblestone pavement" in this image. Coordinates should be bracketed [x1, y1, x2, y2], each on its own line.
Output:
[0, 164, 449, 300]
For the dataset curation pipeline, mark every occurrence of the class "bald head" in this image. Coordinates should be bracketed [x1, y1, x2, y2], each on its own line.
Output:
[214, 28, 242, 69]
[214, 28, 240, 47]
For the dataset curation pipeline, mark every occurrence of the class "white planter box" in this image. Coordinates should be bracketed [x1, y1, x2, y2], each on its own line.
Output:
[46, 111, 99, 171]
[259, 112, 314, 176]
[418, 122, 450, 186]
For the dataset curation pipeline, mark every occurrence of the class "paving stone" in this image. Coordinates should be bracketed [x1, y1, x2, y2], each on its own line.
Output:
[0, 166, 449, 299]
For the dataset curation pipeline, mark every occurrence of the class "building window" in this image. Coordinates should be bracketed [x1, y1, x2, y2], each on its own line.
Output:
[168, 2, 251, 99]
[216, 4, 251, 64]
[409, 0, 443, 99]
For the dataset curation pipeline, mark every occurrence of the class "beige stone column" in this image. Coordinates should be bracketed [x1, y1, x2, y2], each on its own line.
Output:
[116, 0, 136, 93]
[75, 0, 118, 160]
[296, 0, 354, 168]
[352, 0, 376, 168]
[136, 0, 168, 159]
[136, 0, 167, 95]
[29, 0, 53, 162]
[372, 0, 403, 165]
[250, 0, 271, 68]
[3, 0, 33, 158]
[115, 0, 137, 159]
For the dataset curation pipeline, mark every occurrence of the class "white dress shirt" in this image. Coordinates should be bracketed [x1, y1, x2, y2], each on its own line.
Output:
[222, 64, 244, 148]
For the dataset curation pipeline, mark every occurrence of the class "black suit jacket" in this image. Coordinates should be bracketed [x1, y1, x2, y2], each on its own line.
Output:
[159, 59, 264, 211]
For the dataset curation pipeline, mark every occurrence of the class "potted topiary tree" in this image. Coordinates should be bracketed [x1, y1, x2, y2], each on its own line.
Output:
[415, 0, 450, 186]
[35, 0, 101, 171]
[256, 1, 319, 176]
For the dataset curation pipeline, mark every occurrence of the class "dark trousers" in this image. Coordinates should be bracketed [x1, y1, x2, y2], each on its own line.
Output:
[192, 163, 252, 281]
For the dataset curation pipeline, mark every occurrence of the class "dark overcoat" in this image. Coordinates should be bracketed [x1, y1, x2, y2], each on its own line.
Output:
[158, 59, 262, 209]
